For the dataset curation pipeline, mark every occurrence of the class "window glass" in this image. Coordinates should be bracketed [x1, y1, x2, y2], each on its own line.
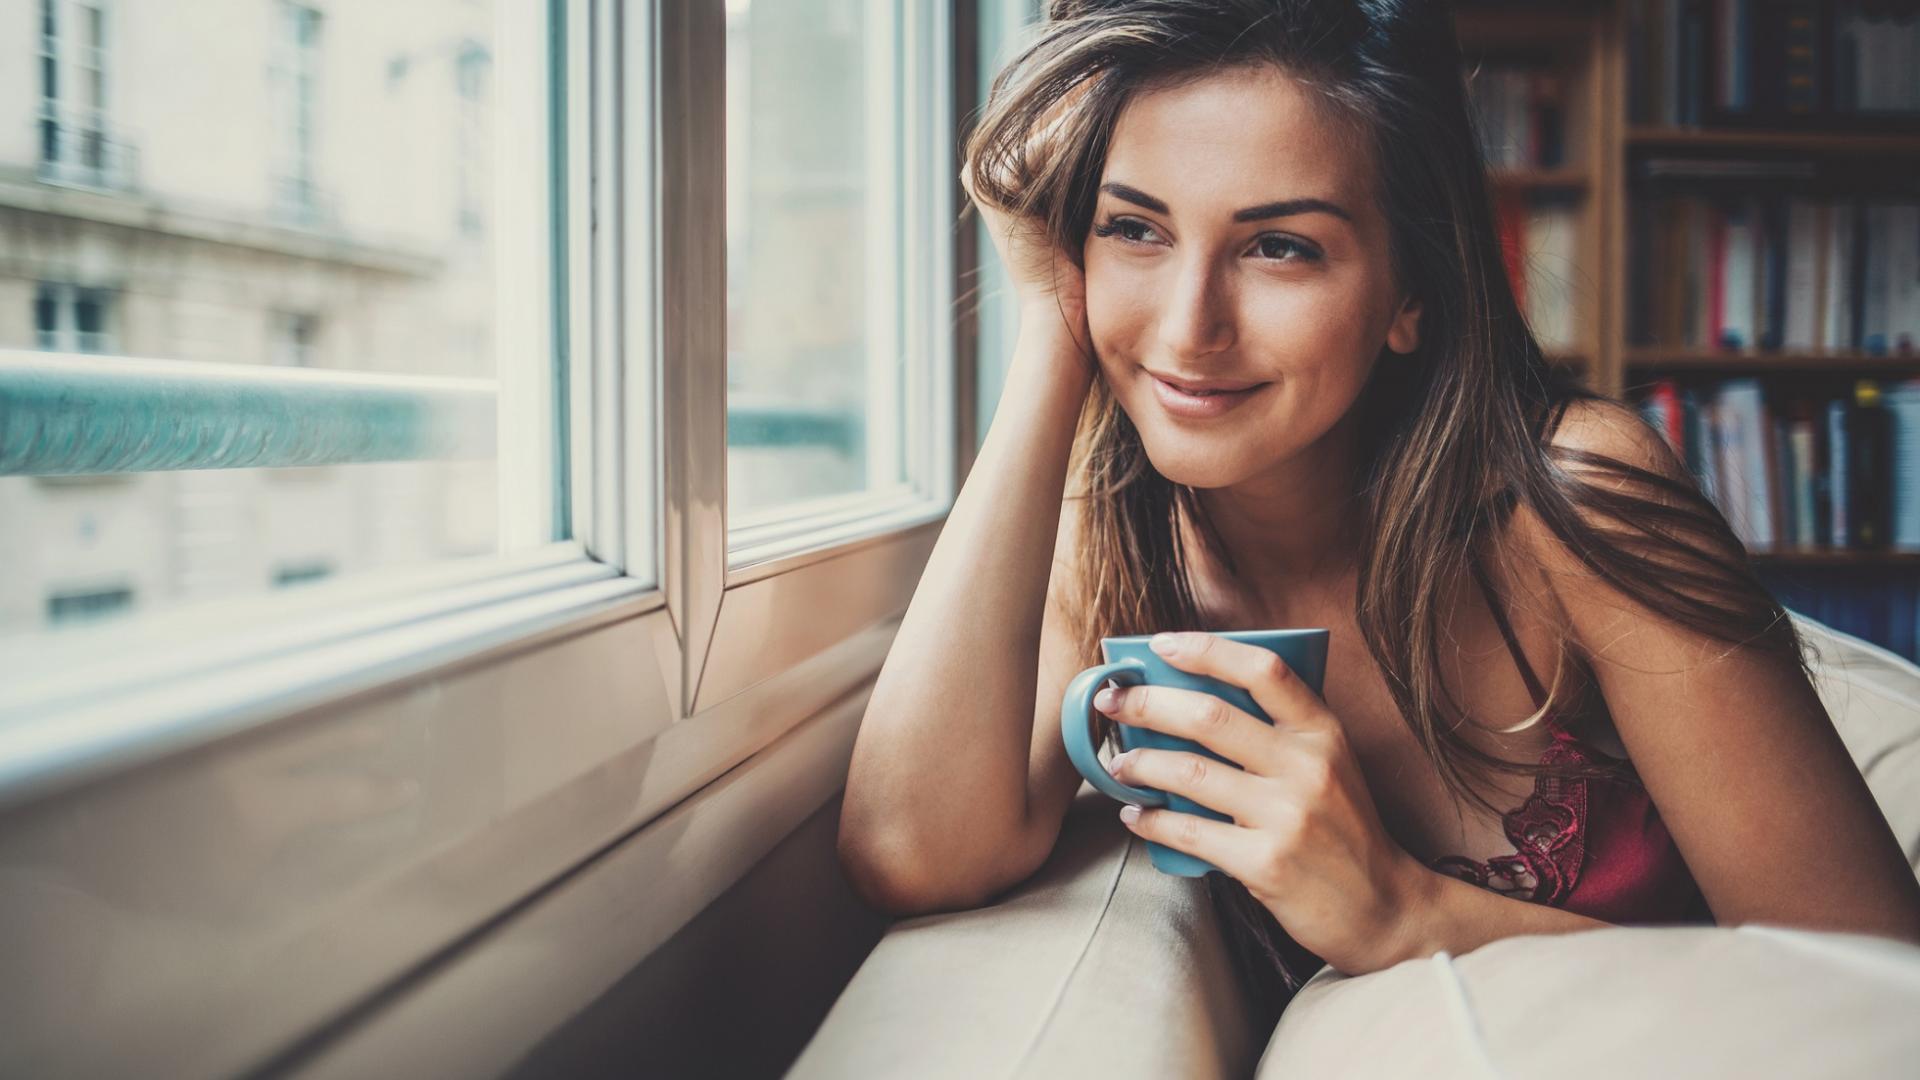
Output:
[0, 0, 558, 638]
[973, 0, 1044, 451]
[723, 0, 910, 528]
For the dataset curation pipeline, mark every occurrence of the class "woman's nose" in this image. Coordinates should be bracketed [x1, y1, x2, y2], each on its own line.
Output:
[1156, 257, 1236, 360]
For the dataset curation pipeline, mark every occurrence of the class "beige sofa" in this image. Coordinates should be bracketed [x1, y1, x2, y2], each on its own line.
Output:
[787, 614, 1920, 1079]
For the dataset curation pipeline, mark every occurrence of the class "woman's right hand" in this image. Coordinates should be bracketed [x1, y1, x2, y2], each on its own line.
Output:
[961, 158, 1094, 367]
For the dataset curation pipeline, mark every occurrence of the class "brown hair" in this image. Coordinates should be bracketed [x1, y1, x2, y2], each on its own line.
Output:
[966, 0, 1811, 1023]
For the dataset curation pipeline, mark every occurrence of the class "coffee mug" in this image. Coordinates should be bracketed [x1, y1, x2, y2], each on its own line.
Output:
[1060, 628, 1331, 877]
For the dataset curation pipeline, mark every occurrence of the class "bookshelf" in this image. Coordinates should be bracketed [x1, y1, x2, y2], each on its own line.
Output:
[1458, 0, 1920, 657]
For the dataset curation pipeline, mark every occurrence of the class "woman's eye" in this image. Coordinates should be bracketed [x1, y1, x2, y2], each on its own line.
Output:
[1094, 217, 1160, 245]
[1253, 234, 1320, 262]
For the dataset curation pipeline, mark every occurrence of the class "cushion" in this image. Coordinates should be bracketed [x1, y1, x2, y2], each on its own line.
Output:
[785, 780, 1263, 1080]
[1796, 614, 1920, 874]
[1255, 924, 1920, 1079]
[794, 611, 1920, 1079]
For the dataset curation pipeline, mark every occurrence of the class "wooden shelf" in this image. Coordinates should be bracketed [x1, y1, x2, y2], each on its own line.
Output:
[1455, 7, 1597, 47]
[1489, 167, 1590, 191]
[1627, 126, 1920, 157]
[1752, 550, 1920, 567]
[1624, 350, 1920, 375]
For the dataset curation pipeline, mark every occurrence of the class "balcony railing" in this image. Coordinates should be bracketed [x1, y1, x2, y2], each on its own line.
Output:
[36, 117, 140, 193]
[0, 351, 495, 475]
[0, 351, 864, 476]
[273, 174, 336, 228]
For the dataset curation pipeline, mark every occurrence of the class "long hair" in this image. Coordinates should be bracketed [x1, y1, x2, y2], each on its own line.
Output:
[965, 0, 1811, 1025]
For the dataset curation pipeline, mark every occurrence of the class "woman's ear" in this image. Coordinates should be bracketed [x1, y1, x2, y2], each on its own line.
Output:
[1386, 295, 1422, 355]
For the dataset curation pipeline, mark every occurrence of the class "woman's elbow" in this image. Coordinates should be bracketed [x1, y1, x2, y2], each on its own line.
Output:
[837, 824, 996, 918]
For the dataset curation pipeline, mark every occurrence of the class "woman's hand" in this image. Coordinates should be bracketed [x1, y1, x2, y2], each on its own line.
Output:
[960, 132, 1092, 364]
[1095, 631, 1437, 976]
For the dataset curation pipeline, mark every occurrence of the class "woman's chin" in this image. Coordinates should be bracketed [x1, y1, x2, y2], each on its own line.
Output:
[1137, 443, 1247, 490]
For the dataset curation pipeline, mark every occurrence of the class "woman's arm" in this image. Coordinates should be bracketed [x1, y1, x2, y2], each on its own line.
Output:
[1362, 397, 1920, 974]
[1360, 866, 1611, 973]
[838, 320, 1091, 914]
[1507, 399, 1920, 946]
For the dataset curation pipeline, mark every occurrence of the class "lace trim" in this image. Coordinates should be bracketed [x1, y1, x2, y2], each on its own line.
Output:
[1427, 730, 1596, 906]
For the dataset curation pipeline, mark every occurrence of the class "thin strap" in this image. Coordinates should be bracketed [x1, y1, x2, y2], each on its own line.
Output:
[1467, 557, 1549, 711]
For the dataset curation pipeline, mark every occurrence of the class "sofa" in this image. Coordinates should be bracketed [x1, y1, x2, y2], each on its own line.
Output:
[786, 613, 1920, 1079]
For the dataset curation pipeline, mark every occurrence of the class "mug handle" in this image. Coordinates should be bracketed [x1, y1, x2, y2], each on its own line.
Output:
[1060, 658, 1167, 807]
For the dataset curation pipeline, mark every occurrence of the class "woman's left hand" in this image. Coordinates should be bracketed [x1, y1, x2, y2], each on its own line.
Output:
[1097, 631, 1434, 975]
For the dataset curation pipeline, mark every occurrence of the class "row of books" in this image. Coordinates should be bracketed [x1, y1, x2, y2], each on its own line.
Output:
[1627, 0, 1920, 127]
[1636, 376, 1920, 553]
[1627, 196, 1920, 353]
[1495, 193, 1583, 352]
[1470, 65, 1570, 170]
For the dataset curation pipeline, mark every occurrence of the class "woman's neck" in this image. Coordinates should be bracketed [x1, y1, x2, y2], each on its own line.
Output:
[1191, 405, 1369, 624]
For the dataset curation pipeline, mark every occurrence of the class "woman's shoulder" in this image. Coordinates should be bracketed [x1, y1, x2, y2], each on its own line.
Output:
[1537, 395, 1693, 487]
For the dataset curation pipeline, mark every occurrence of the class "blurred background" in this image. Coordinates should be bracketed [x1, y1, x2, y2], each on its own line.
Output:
[6, 0, 1920, 657]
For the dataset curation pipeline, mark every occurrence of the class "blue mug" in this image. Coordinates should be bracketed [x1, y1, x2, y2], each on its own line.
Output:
[1060, 629, 1331, 877]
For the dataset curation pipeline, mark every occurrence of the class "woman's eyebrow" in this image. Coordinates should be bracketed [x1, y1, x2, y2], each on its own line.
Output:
[1098, 181, 1352, 223]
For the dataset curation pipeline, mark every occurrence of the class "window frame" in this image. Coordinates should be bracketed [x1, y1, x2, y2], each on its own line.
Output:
[0, 0, 970, 1074]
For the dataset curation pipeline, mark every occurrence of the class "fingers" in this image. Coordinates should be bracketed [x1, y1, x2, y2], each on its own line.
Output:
[1117, 801, 1268, 882]
[1095, 681, 1280, 775]
[1106, 745, 1278, 829]
[1149, 633, 1336, 737]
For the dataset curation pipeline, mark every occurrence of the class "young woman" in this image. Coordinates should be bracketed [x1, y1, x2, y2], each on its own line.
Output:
[838, 0, 1920, 1021]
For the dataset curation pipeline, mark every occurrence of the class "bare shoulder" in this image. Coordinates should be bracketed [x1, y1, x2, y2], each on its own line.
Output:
[1505, 396, 1703, 574]
[1544, 396, 1693, 488]
[1505, 396, 1749, 660]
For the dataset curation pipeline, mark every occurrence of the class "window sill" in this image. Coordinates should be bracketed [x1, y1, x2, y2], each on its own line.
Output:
[0, 541, 656, 809]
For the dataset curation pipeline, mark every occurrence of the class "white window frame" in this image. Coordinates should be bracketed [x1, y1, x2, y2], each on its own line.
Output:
[37, 0, 128, 190]
[32, 281, 117, 353]
[0, 1, 961, 1076]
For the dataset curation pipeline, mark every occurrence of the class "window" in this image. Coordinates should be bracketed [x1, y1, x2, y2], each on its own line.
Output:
[0, 2, 965, 1073]
[973, 0, 1045, 452]
[273, 0, 325, 223]
[36, 0, 130, 190]
[271, 559, 332, 586]
[45, 582, 133, 623]
[1, 0, 556, 637]
[32, 283, 116, 354]
[456, 41, 491, 237]
[269, 311, 319, 367]
[722, 0, 952, 561]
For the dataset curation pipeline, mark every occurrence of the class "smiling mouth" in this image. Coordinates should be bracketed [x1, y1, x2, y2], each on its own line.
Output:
[1146, 370, 1270, 418]
[1146, 370, 1268, 395]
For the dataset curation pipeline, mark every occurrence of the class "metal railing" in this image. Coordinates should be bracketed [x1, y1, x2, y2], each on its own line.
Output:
[0, 350, 866, 477]
[0, 351, 496, 475]
[34, 117, 140, 193]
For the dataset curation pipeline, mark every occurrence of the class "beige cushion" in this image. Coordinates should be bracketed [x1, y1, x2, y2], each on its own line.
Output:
[1796, 614, 1920, 874]
[794, 611, 1920, 1079]
[1256, 924, 1920, 1079]
[785, 780, 1262, 1080]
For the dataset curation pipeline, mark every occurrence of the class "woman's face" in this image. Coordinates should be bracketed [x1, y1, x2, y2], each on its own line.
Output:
[1083, 63, 1420, 489]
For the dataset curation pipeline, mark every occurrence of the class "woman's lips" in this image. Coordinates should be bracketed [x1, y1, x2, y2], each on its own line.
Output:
[1148, 372, 1268, 419]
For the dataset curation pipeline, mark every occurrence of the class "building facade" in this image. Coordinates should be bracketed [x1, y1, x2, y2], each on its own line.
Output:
[0, 0, 498, 633]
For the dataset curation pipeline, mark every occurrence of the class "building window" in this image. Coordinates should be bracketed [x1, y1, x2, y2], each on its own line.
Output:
[272, 561, 333, 587]
[37, 0, 132, 190]
[274, 1, 325, 223]
[34, 283, 117, 354]
[455, 42, 490, 238]
[46, 584, 134, 624]
[270, 311, 320, 367]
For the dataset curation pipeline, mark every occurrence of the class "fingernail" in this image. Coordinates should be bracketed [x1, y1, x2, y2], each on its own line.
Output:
[1106, 750, 1131, 776]
[1119, 805, 1141, 824]
[1094, 687, 1119, 712]
[1149, 633, 1179, 655]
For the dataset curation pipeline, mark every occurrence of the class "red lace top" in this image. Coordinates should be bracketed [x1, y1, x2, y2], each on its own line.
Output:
[1239, 561, 1712, 995]
[1422, 561, 1712, 926]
